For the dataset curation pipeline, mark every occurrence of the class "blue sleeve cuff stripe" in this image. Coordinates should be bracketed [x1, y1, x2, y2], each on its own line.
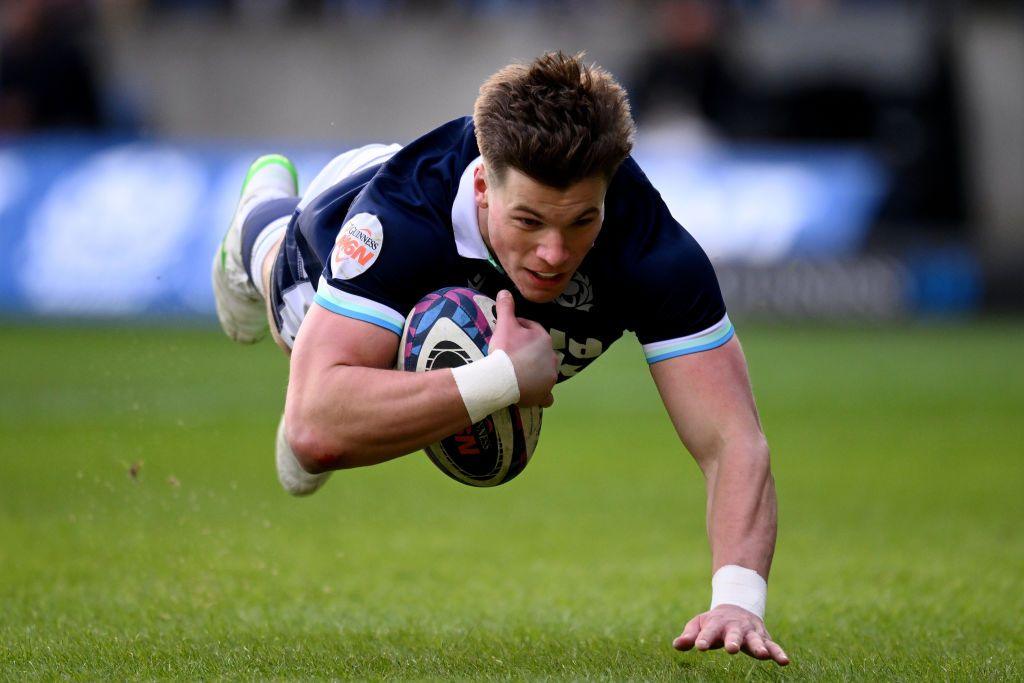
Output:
[645, 324, 735, 364]
[313, 294, 403, 335]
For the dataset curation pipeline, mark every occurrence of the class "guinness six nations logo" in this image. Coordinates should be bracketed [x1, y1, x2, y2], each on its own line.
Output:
[331, 212, 383, 280]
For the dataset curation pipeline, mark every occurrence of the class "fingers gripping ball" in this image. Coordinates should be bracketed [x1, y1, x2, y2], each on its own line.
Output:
[399, 287, 542, 487]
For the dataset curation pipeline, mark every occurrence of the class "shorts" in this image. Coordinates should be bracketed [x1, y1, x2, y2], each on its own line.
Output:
[266, 143, 401, 348]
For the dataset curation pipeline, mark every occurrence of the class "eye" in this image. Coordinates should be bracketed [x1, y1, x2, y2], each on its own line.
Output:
[516, 217, 541, 228]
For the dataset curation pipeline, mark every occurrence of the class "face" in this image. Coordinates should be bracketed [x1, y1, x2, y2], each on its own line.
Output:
[475, 165, 607, 303]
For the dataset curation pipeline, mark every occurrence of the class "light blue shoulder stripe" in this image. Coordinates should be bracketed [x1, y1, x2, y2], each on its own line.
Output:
[644, 321, 735, 364]
[313, 293, 403, 335]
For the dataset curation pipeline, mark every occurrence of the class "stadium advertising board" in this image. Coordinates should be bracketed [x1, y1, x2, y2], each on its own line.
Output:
[0, 135, 973, 319]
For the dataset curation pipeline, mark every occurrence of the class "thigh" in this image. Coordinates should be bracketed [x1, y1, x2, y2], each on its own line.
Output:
[267, 144, 402, 354]
[262, 236, 291, 356]
[266, 231, 316, 355]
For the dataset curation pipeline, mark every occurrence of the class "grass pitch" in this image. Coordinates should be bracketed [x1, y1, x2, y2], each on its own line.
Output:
[1, 320, 1022, 681]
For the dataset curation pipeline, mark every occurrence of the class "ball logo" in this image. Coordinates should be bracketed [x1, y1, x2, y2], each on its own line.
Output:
[330, 212, 383, 280]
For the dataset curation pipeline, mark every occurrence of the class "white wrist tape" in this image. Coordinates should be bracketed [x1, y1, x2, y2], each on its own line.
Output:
[451, 350, 520, 423]
[710, 565, 767, 620]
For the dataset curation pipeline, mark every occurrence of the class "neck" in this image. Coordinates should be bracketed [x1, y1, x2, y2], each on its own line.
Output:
[476, 205, 491, 251]
[475, 206, 505, 274]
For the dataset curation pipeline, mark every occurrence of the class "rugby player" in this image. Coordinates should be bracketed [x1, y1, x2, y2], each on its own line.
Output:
[212, 52, 788, 666]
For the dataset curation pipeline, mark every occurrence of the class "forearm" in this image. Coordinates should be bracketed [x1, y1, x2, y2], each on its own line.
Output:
[653, 342, 789, 662]
[704, 439, 777, 578]
[285, 364, 471, 472]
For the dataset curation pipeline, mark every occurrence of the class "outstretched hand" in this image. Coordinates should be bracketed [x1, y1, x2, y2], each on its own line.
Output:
[673, 604, 789, 666]
[489, 290, 557, 408]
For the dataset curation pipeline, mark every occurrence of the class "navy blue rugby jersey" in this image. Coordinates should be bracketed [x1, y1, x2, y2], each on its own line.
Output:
[291, 117, 733, 382]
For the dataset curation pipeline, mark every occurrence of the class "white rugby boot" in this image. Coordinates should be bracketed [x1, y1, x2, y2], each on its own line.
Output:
[276, 414, 331, 496]
[212, 154, 298, 343]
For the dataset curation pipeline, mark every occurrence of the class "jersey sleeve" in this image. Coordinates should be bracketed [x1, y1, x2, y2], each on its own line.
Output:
[312, 171, 453, 336]
[616, 161, 734, 364]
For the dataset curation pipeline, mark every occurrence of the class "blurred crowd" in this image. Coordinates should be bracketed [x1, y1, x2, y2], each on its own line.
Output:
[630, 0, 968, 232]
[1, 0, 1021, 247]
[0, 0, 102, 131]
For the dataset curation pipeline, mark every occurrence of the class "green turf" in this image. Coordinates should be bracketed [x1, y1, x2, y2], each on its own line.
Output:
[1, 321, 1022, 681]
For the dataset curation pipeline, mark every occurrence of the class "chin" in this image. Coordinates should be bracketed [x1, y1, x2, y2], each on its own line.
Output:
[522, 291, 560, 304]
[515, 282, 565, 304]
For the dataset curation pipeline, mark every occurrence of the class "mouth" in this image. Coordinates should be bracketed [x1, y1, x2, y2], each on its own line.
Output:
[524, 269, 567, 288]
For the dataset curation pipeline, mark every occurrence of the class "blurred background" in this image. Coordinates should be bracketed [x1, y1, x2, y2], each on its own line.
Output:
[2, 4, 1023, 677]
[0, 0, 1021, 320]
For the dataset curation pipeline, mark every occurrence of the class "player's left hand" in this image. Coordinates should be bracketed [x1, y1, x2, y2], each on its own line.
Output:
[672, 604, 789, 666]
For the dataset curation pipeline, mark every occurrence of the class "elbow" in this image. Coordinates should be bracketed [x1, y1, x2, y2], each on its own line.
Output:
[733, 432, 771, 471]
[284, 416, 363, 473]
[285, 423, 333, 474]
[745, 432, 771, 464]
[707, 431, 771, 473]
[728, 434, 774, 492]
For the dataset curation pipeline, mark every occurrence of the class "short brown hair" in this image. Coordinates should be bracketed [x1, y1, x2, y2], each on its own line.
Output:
[473, 51, 636, 189]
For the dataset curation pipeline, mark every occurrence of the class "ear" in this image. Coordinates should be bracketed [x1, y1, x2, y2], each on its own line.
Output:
[473, 163, 489, 209]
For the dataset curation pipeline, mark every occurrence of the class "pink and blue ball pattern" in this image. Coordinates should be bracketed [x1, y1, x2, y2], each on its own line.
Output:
[402, 287, 493, 372]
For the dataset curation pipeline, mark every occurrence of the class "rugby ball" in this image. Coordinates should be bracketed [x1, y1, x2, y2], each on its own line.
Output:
[398, 287, 542, 487]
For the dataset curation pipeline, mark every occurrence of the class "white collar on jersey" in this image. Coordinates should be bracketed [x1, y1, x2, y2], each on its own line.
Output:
[451, 156, 490, 260]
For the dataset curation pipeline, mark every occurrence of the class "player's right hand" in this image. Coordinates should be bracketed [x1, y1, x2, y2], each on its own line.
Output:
[490, 289, 557, 408]
[673, 605, 789, 666]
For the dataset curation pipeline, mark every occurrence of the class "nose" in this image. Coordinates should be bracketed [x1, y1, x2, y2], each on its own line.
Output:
[536, 230, 570, 270]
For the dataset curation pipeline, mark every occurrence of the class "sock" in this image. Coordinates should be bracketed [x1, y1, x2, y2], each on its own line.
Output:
[240, 196, 299, 291]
